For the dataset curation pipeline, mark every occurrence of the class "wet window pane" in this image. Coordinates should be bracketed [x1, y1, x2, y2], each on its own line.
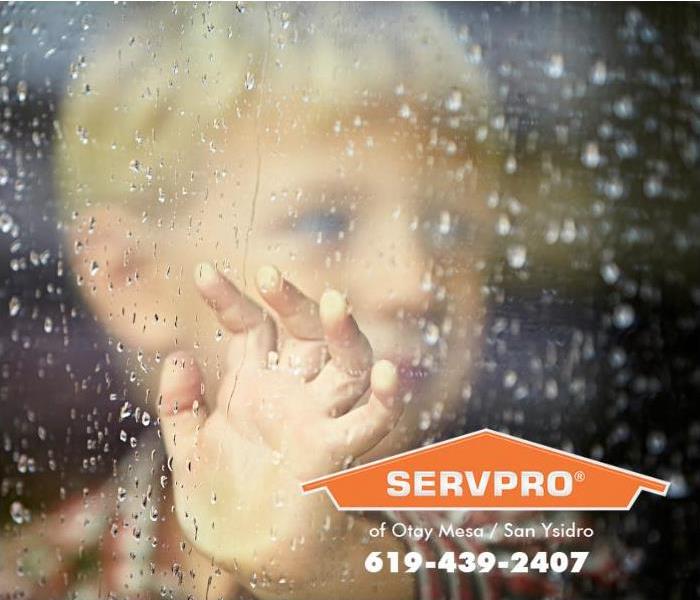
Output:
[0, 3, 697, 599]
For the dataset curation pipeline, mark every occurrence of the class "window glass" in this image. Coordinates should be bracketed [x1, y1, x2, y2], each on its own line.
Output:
[0, 4, 696, 598]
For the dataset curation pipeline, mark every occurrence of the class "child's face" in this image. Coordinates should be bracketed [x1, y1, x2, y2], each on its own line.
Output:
[77, 116, 485, 453]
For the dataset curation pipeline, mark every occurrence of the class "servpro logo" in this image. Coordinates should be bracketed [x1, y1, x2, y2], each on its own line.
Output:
[386, 469, 576, 498]
[301, 429, 670, 511]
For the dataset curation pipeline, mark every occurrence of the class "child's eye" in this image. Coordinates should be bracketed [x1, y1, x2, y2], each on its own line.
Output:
[293, 209, 350, 244]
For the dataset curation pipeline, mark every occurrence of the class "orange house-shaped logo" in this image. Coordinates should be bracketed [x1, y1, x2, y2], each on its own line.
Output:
[302, 429, 669, 511]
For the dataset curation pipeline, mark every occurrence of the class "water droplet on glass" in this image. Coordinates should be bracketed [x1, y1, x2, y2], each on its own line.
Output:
[590, 60, 607, 85]
[506, 244, 527, 269]
[445, 88, 462, 112]
[545, 53, 564, 78]
[9, 296, 20, 317]
[646, 431, 667, 455]
[600, 262, 620, 285]
[418, 411, 432, 431]
[16, 80, 28, 103]
[612, 304, 635, 329]
[0, 212, 14, 233]
[613, 95, 635, 119]
[10, 501, 28, 525]
[244, 71, 256, 91]
[667, 473, 690, 499]
[438, 211, 451, 235]
[423, 322, 440, 346]
[120, 402, 132, 421]
[644, 176, 663, 198]
[581, 142, 601, 168]
[604, 177, 624, 200]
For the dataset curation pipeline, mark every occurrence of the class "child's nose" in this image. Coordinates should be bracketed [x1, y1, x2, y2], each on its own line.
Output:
[349, 216, 435, 319]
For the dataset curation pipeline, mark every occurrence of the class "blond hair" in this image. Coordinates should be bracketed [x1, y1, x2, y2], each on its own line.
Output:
[55, 3, 497, 221]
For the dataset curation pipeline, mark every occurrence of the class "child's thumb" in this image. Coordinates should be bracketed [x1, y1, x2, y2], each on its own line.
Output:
[158, 351, 207, 467]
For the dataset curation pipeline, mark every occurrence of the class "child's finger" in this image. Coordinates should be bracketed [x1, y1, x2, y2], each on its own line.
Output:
[195, 262, 266, 332]
[319, 289, 373, 375]
[195, 262, 276, 368]
[327, 360, 403, 458]
[255, 265, 324, 340]
[158, 352, 208, 473]
[311, 289, 374, 411]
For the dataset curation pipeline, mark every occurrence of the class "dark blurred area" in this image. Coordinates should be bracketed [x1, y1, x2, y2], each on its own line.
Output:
[0, 3, 698, 597]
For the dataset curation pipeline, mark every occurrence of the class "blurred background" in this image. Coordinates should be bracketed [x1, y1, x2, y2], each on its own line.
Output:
[0, 3, 698, 597]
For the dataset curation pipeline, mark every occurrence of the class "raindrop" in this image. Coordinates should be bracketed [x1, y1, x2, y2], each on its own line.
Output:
[667, 473, 690, 499]
[438, 211, 451, 235]
[613, 96, 635, 119]
[16, 80, 28, 103]
[609, 347, 627, 368]
[644, 176, 663, 198]
[0, 212, 14, 233]
[545, 53, 564, 78]
[423, 322, 440, 346]
[590, 60, 607, 85]
[496, 214, 511, 236]
[581, 142, 601, 168]
[445, 88, 462, 112]
[119, 402, 132, 421]
[604, 177, 624, 200]
[612, 304, 635, 329]
[10, 501, 27, 525]
[506, 244, 527, 269]
[600, 262, 620, 285]
[244, 71, 256, 90]
[615, 138, 638, 159]
[8, 296, 20, 317]
[646, 431, 667, 455]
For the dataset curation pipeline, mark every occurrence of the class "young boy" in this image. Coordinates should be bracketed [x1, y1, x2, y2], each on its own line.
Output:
[2, 4, 619, 599]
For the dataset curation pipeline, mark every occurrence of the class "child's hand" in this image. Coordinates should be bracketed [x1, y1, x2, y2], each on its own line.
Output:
[157, 263, 407, 597]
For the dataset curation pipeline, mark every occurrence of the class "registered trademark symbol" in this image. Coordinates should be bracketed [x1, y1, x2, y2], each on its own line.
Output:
[574, 471, 585, 482]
